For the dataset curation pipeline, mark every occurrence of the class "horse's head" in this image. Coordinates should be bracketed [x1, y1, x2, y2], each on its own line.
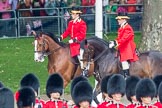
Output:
[33, 31, 48, 62]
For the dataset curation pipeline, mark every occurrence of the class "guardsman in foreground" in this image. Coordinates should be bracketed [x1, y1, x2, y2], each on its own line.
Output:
[153, 75, 162, 107]
[17, 87, 36, 108]
[45, 73, 68, 108]
[15, 73, 45, 108]
[126, 76, 141, 108]
[99, 74, 126, 108]
[0, 87, 14, 108]
[97, 75, 112, 108]
[136, 78, 157, 108]
[71, 80, 95, 108]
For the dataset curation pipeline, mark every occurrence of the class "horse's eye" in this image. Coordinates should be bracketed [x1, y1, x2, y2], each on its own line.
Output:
[39, 44, 41, 47]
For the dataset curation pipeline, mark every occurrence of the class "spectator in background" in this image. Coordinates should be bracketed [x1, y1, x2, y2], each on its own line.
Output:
[0, 87, 14, 108]
[81, 0, 95, 14]
[127, 0, 137, 13]
[9, 0, 18, 17]
[31, 0, 46, 16]
[17, 0, 33, 17]
[136, 0, 143, 12]
[105, 0, 117, 32]
[68, 0, 81, 7]
[105, 0, 117, 13]
[117, 0, 127, 13]
[0, 0, 11, 19]
[44, 0, 57, 16]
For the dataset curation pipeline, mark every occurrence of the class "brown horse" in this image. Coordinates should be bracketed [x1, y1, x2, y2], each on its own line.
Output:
[33, 31, 95, 87]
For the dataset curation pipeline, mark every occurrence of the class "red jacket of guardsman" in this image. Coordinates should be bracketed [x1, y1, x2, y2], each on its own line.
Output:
[103, 103, 125, 108]
[154, 101, 162, 108]
[44, 100, 68, 108]
[35, 98, 46, 108]
[61, 18, 87, 57]
[136, 105, 158, 108]
[116, 23, 139, 62]
[97, 101, 112, 108]
[126, 103, 140, 108]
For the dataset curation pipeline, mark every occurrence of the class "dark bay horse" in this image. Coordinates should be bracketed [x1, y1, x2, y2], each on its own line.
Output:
[33, 31, 95, 87]
[82, 38, 162, 98]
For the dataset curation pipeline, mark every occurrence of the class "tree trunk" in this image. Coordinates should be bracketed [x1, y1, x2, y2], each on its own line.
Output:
[139, 0, 162, 52]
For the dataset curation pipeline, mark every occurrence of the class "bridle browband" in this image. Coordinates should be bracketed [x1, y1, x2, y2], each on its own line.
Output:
[34, 36, 62, 56]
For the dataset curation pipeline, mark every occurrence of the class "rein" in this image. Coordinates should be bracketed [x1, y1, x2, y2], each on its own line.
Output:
[93, 47, 109, 62]
[34, 37, 62, 57]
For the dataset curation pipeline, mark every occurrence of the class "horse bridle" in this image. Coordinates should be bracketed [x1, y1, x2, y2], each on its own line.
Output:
[34, 36, 62, 57]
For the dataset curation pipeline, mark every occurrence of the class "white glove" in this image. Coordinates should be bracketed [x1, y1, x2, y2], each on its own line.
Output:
[109, 41, 115, 48]
[69, 39, 73, 43]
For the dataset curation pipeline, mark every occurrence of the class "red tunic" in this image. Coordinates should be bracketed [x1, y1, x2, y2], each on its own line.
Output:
[44, 100, 68, 108]
[126, 103, 140, 108]
[136, 105, 157, 108]
[116, 23, 139, 62]
[106, 103, 125, 108]
[62, 18, 87, 57]
[98, 101, 111, 108]
[73, 105, 96, 108]
[154, 101, 162, 108]
[35, 98, 46, 108]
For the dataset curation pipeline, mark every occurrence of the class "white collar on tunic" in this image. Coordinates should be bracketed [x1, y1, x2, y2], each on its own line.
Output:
[120, 21, 127, 27]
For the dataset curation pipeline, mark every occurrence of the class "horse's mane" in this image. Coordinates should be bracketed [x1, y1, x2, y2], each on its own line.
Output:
[87, 36, 109, 46]
[42, 32, 66, 47]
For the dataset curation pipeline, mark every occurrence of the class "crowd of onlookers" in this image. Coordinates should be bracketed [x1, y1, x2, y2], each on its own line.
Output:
[1, 72, 162, 108]
[0, 0, 143, 19]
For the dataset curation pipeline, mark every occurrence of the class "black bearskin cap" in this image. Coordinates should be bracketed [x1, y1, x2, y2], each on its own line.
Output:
[71, 75, 88, 94]
[17, 87, 35, 108]
[46, 73, 64, 98]
[20, 73, 40, 95]
[107, 74, 126, 98]
[72, 81, 93, 106]
[153, 75, 162, 97]
[0, 81, 4, 88]
[136, 78, 156, 103]
[126, 76, 140, 102]
[0, 87, 14, 108]
[158, 82, 162, 103]
[101, 75, 112, 93]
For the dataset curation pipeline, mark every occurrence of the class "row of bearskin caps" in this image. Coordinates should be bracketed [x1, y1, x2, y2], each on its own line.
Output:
[1, 73, 162, 107]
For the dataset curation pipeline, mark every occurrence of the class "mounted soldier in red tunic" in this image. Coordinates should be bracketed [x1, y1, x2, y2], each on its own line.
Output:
[61, 6, 87, 76]
[109, 8, 139, 78]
